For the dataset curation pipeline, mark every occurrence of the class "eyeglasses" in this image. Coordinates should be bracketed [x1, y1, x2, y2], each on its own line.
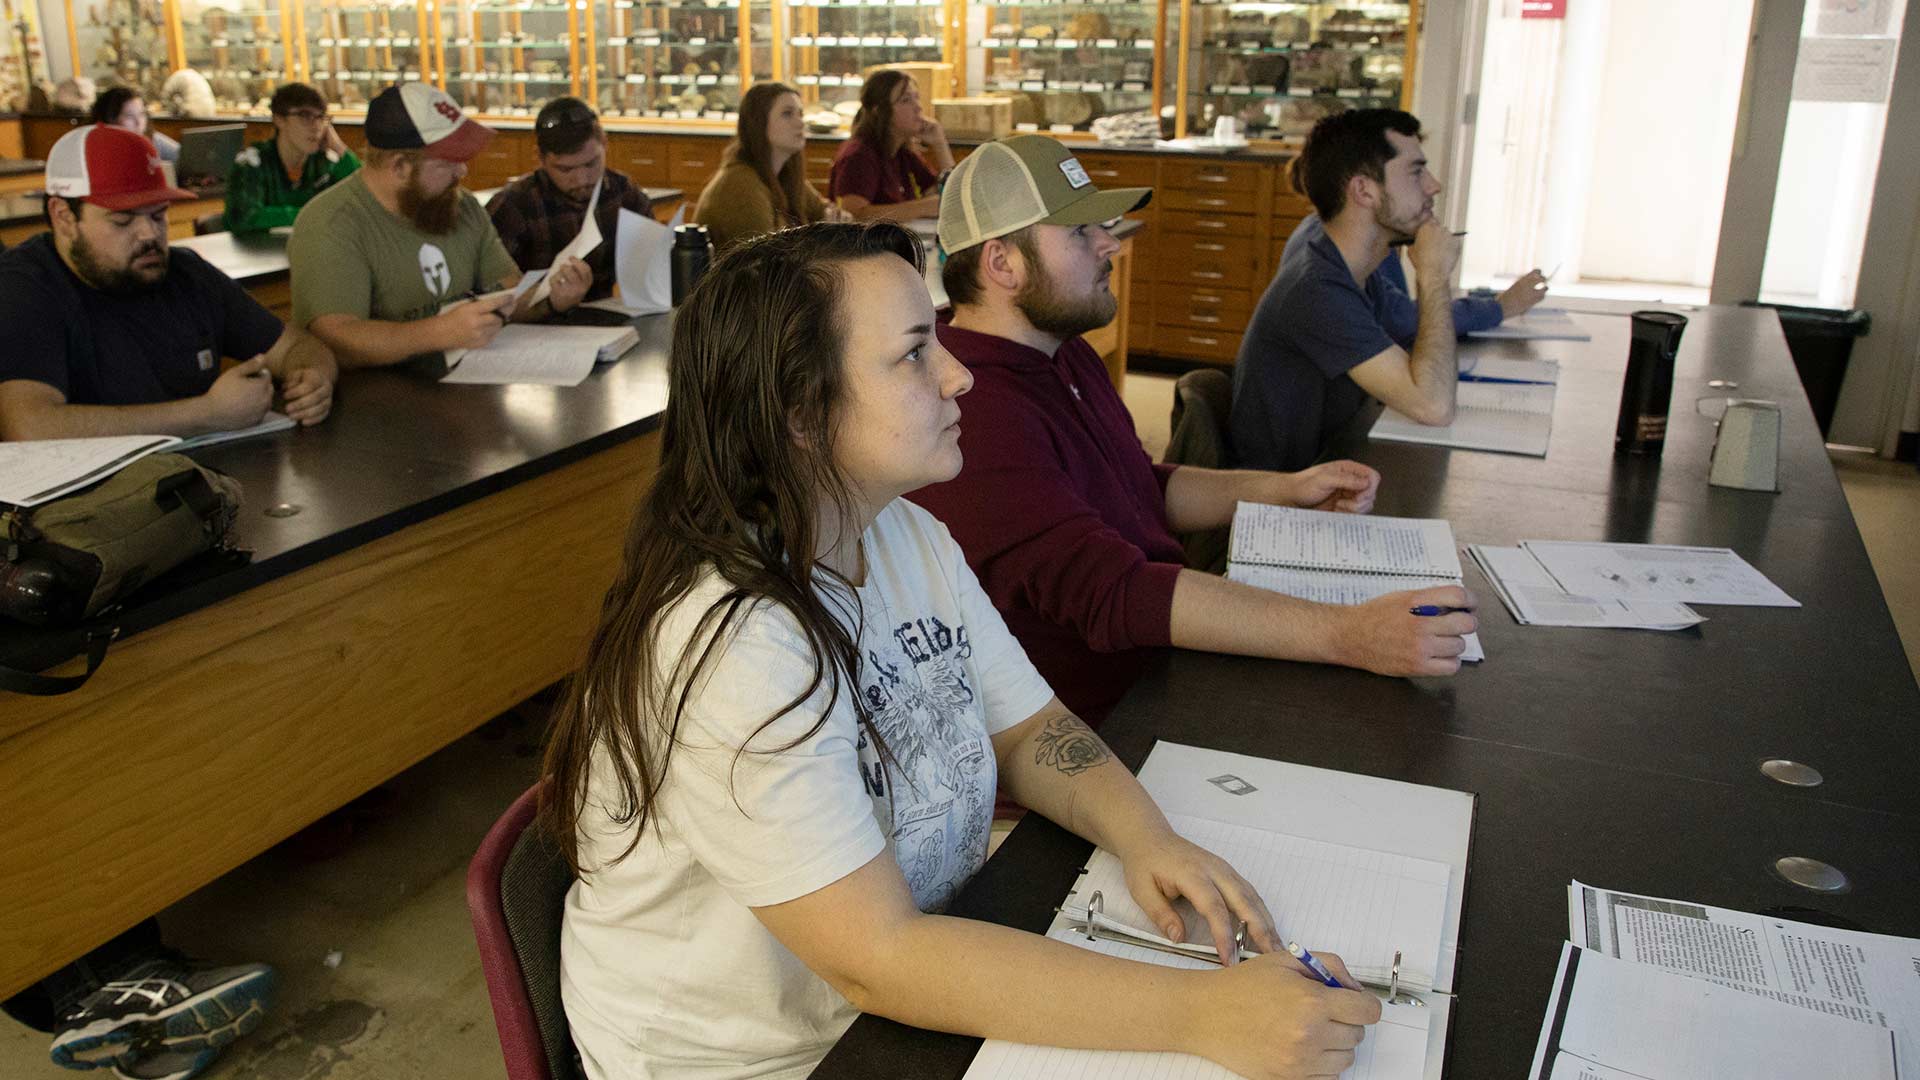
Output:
[280, 109, 329, 123]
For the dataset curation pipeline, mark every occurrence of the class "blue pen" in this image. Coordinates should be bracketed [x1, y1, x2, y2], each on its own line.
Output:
[1409, 604, 1472, 616]
[1286, 941, 1345, 988]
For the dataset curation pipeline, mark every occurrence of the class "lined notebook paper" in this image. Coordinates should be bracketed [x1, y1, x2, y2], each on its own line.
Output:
[1369, 381, 1555, 457]
[961, 811, 1451, 1080]
[1226, 503, 1483, 662]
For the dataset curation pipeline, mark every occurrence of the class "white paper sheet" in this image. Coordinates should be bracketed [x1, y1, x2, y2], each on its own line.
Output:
[526, 178, 603, 308]
[1521, 541, 1799, 607]
[1467, 307, 1591, 342]
[1529, 943, 1897, 1080]
[438, 325, 619, 386]
[0, 435, 182, 507]
[1567, 882, 1920, 1077]
[584, 203, 684, 316]
[1466, 545, 1704, 630]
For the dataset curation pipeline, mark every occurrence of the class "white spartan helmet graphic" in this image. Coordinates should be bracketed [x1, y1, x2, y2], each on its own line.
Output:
[418, 242, 451, 297]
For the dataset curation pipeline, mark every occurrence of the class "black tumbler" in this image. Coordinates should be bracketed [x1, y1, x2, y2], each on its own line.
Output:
[670, 224, 713, 306]
[1614, 310, 1688, 456]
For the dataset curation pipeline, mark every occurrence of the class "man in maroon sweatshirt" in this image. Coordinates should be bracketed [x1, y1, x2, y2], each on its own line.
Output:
[908, 135, 1477, 723]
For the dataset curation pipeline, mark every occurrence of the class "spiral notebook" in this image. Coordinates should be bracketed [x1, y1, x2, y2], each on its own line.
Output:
[1225, 503, 1482, 662]
[961, 743, 1472, 1080]
[1368, 381, 1555, 457]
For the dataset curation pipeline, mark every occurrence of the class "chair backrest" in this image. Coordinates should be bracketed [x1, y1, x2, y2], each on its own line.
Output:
[1164, 367, 1235, 573]
[467, 778, 585, 1080]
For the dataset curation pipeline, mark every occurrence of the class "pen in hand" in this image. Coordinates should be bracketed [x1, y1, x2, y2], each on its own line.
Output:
[1286, 941, 1346, 989]
[1409, 604, 1473, 616]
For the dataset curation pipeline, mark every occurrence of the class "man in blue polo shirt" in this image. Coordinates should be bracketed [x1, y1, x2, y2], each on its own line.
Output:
[1231, 109, 1485, 472]
[0, 124, 334, 441]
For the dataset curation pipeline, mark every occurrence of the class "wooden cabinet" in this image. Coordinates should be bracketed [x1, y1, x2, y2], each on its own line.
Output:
[464, 131, 535, 189]
[612, 139, 673, 185]
[667, 140, 722, 186]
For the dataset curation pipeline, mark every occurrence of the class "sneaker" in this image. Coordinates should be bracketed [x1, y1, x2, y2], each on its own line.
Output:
[49, 955, 277, 1074]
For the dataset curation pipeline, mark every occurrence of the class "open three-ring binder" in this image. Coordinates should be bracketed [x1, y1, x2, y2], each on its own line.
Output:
[962, 743, 1476, 1080]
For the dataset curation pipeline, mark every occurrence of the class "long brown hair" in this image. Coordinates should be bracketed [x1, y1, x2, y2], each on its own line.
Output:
[543, 222, 923, 868]
[726, 82, 814, 221]
[851, 69, 912, 153]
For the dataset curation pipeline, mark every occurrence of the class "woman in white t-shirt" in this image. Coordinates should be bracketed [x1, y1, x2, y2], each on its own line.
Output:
[543, 222, 1381, 1080]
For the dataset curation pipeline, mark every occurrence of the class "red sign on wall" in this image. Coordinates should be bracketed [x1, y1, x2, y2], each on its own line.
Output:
[1521, 0, 1567, 17]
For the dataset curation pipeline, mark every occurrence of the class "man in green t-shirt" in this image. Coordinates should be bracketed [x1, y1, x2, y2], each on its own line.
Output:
[289, 83, 591, 368]
[223, 82, 361, 235]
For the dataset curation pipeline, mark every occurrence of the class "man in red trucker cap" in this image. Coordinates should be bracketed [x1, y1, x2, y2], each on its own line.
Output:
[290, 82, 592, 367]
[0, 124, 336, 441]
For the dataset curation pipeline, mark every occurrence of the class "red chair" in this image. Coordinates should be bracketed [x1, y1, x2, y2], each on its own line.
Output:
[467, 779, 585, 1080]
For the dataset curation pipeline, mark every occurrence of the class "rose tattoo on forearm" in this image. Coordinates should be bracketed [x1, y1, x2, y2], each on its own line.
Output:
[1033, 714, 1112, 776]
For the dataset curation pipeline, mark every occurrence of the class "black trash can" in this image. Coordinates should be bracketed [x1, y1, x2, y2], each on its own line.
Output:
[1741, 301, 1871, 436]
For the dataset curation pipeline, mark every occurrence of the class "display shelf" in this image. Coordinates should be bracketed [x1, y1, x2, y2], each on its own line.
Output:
[1176, 0, 1415, 138]
[784, 0, 954, 113]
[585, 0, 762, 122]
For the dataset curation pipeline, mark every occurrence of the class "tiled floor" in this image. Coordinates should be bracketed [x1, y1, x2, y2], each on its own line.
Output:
[5, 373, 1915, 1080]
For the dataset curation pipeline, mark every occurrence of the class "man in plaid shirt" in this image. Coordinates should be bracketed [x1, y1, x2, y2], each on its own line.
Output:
[485, 97, 653, 302]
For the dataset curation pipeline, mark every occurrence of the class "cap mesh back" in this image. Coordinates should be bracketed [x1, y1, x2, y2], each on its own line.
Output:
[940, 142, 1048, 253]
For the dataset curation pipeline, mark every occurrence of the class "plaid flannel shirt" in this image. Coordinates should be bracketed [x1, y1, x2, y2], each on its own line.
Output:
[484, 167, 652, 302]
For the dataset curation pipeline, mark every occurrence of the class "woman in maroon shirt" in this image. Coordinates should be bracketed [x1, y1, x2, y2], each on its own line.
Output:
[827, 70, 955, 222]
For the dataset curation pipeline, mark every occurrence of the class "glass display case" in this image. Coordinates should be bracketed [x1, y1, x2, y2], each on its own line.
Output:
[436, 0, 579, 116]
[786, 0, 951, 114]
[73, 0, 172, 102]
[306, 0, 433, 111]
[1178, 0, 1414, 139]
[972, 0, 1160, 134]
[178, 0, 297, 112]
[586, 0, 767, 120]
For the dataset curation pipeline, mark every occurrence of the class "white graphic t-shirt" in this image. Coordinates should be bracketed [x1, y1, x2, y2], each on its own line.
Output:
[561, 500, 1056, 1080]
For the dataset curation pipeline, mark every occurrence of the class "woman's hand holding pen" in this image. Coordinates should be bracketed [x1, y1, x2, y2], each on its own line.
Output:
[1187, 951, 1381, 1080]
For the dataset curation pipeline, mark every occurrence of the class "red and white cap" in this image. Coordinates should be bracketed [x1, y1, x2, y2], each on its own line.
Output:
[45, 125, 195, 211]
[365, 83, 494, 162]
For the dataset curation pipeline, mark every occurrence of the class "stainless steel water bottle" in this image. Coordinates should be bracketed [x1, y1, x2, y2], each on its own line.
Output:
[1614, 310, 1688, 456]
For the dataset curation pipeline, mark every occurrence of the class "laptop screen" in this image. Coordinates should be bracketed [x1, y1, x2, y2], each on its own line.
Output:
[177, 124, 248, 191]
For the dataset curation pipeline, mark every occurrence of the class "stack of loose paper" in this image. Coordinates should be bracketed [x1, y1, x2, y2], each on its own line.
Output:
[0, 419, 298, 507]
[0, 435, 182, 507]
[1545, 882, 1919, 1079]
[1528, 942, 1897, 1080]
[1467, 307, 1592, 341]
[1228, 502, 1484, 661]
[1520, 541, 1797, 607]
[1466, 545, 1704, 630]
[962, 742, 1473, 1080]
[441, 324, 637, 386]
[1370, 380, 1555, 457]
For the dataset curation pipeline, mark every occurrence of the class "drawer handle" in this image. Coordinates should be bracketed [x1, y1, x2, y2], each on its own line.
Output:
[1195, 243, 1226, 251]
[1188, 334, 1221, 345]
[1197, 197, 1229, 207]
[1194, 271, 1224, 280]
[1198, 174, 1230, 183]
[1189, 314, 1221, 324]
[1196, 220, 1227, 229]
[1191, 294, 1223, 305]
[1089, 169, 1119, 178]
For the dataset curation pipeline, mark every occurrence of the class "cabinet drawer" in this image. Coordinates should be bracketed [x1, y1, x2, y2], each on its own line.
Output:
[668, 140, 721, 186]
[805, 146, 838, 184]
[612, 137, 672, 184]
[1160, 188, 1258, 216]
[464, 136, 532, 189]
[1154, 232, 1258, 284]
[1154, 326, 1243, 364]
[1274, 188, 1314, 217]
[1159, 158, 1263, 193]
[1074, 152, 1157, 189]
[1159, 208, 1259, 236]
[1156, 284, 1254, 331]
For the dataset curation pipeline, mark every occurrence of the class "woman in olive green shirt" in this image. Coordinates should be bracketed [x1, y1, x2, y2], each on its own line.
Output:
[693, 83, 848, 255]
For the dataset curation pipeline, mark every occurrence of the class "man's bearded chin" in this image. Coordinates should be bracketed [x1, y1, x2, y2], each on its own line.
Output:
[401, 174, 462, 234]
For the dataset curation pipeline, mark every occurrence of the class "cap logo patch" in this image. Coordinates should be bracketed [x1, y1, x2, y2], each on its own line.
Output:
[433, 99, 461, 123]
[1058, 158, 1091, 189]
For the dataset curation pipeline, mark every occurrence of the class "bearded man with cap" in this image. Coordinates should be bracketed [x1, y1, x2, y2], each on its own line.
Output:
[906, 134, 1477, 724]
[485, 96, 651, 301]
[289, 83, 592, 368]
[0, 124, 335, 441]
